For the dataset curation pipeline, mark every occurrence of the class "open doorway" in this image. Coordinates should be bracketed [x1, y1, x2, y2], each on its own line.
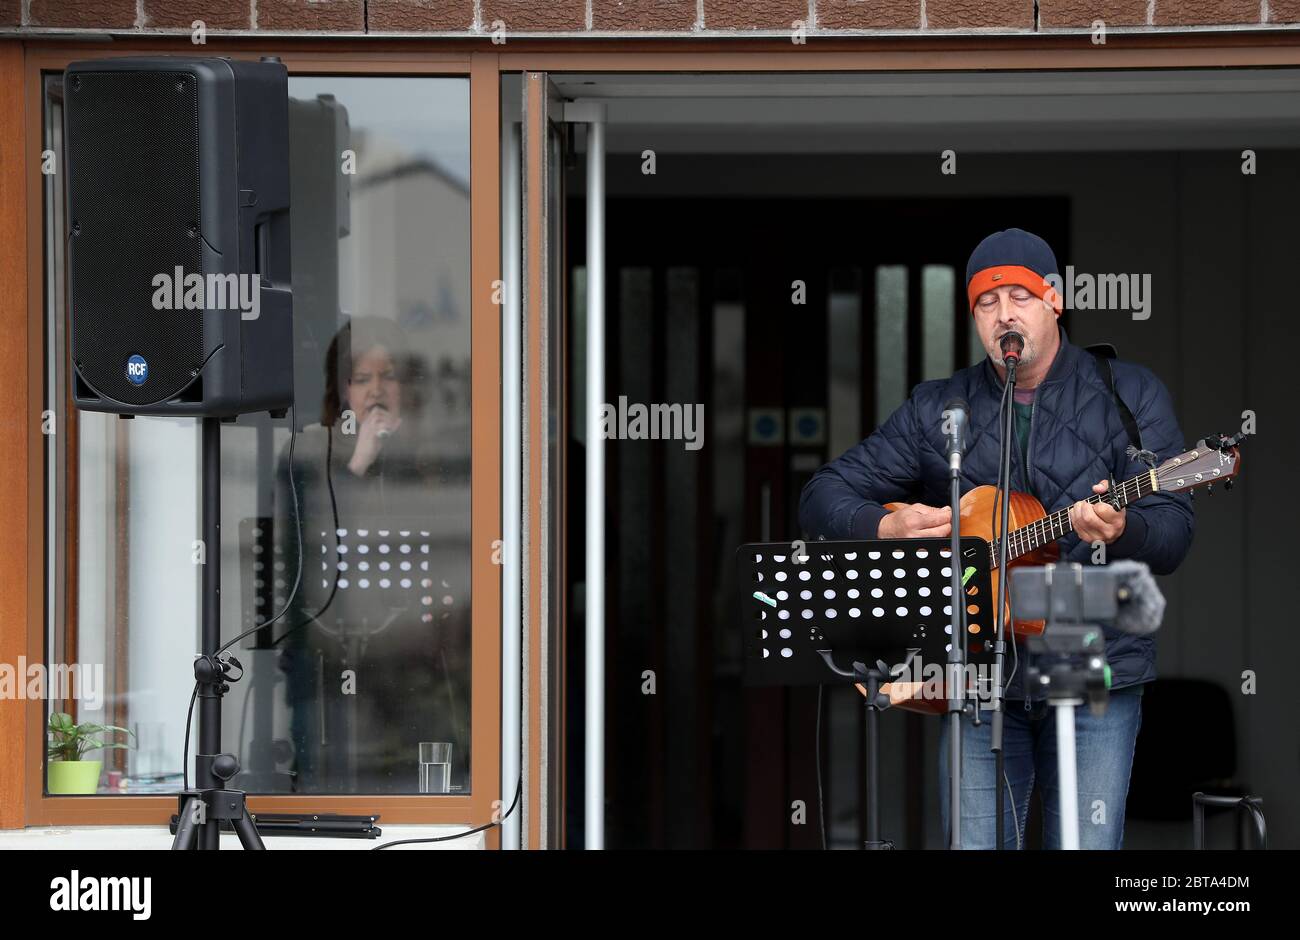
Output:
[554, 70, 1300, 849]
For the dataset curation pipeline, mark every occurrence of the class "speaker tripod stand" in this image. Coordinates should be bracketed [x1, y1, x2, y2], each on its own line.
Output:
[171, 417, 265, 850]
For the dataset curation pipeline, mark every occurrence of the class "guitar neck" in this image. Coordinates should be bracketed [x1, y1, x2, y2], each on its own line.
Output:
[988, 469, 1156, 568]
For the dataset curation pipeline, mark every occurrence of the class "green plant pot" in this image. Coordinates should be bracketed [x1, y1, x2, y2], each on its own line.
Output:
[48, 759, 103, 795]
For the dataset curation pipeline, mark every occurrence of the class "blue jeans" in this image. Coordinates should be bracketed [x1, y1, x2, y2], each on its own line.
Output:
[938, 687, 1144, 849]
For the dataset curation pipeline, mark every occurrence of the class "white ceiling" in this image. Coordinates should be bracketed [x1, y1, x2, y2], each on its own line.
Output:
[543, 69, 1300, 152]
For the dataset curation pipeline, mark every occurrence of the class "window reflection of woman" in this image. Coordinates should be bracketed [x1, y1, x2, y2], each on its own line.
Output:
[319, 316, 422, 493]
[344, 344, 403, 477]
[274, 316, 469, 796]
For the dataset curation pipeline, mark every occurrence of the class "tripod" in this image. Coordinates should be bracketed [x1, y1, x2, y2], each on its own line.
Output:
[172, 417, 264, 850]
[1025, 622, 1108, 851]
[1018, 563, 1119, 851]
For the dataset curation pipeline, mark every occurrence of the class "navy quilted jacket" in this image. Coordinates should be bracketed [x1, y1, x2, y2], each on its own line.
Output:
[797, 326, 1195, 695]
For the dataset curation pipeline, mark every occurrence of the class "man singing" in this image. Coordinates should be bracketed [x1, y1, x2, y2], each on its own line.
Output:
[798, 228, 1195, 849]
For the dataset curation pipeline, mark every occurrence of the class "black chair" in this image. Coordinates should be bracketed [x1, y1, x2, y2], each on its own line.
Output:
[1192, 792, 1266, 850]
[1126, 678, 1264, 848]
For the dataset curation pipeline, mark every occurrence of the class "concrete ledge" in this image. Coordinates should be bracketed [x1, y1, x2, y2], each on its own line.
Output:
[0, 824, 485, 850]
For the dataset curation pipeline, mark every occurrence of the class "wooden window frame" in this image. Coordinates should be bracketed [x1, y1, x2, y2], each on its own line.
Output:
[8, 41, 502, 835]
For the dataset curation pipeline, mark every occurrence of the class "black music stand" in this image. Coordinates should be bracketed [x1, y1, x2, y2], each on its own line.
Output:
[739, 537, 995, 850]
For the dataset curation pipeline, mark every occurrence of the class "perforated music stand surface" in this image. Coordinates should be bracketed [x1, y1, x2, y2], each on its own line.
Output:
[738, 537, 995, 688]
[240, 516, 462, 648]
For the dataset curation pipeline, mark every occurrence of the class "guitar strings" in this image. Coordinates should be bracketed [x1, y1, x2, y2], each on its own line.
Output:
[1000, 471, 1147, 563]
[1000, 444, 1225, 560]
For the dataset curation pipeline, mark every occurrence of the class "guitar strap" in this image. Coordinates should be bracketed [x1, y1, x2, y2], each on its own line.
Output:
[1086, 343, 1144, 453]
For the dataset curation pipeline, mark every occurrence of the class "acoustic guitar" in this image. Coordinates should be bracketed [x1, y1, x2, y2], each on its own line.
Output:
[870, 433, 1244, 714]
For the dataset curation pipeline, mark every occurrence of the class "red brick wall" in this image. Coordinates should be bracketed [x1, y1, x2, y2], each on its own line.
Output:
[0, 0, 1293, 33]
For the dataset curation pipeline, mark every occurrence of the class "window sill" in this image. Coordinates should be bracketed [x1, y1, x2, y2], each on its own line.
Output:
[0, 824, 485, 850]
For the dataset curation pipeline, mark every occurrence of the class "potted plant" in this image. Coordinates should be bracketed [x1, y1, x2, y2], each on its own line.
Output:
[46, 711, 134, 795]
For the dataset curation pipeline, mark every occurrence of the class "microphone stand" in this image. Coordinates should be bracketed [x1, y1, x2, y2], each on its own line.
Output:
[945, 406, 969, 850]
[990, 355, 1018, 850]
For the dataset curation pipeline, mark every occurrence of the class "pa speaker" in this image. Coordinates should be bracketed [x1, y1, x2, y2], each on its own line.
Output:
[63, 56, 293, 417]
[287, 92, 351, 430]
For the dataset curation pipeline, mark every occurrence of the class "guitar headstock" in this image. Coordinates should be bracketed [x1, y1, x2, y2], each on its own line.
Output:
[1153, 433, 1244, 496]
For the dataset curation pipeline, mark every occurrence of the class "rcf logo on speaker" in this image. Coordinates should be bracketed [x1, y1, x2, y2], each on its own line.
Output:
[125, 354, 148, 386]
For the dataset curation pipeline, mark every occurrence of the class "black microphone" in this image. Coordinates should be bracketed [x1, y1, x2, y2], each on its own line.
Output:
[942, 397, 969, 477]
[999, 331, 1024, 369]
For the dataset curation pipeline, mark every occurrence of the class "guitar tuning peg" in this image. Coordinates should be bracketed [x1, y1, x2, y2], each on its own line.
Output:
[1224, 478, 1235, 492]
[1206, 484, 1214, 495]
